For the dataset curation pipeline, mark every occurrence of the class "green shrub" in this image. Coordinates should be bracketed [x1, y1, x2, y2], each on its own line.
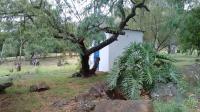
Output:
[154, 96, 198, 112]
[154, 100, 188, 112]
[184, 96, 198, 110]
[107, 43, 179, 99]
[177, 77, 190, 95]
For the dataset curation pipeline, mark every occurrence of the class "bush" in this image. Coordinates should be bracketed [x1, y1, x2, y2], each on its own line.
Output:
[154, 100, 188, 112]
[154, 96, 198, 112]
[107, 43, 179, 99]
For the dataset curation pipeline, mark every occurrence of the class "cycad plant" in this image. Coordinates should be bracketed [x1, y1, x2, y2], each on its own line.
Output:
[107, 43, 178, 99]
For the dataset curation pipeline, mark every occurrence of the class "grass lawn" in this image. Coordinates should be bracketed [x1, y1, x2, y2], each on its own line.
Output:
[171, 53, 200, 69]
[0, 58, 107, 112]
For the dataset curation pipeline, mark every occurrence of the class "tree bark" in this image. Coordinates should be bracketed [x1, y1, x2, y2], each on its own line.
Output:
[80, 54, 91, 77]
[90, 57, 100, 74]
[198, 50, 200, 56]
[30, 52, 34, 65]
[79, 55, 100, 77]
[15, 62, 21, 72]
[167, 45, 171, 54]
[189, 48, 194, 55]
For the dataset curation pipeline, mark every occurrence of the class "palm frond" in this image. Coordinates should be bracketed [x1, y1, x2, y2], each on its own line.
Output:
[107, 43, 179, 99]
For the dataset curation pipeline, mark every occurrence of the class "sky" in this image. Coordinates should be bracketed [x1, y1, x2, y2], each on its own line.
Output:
[47, 0, 92, 22]
[46, 0, 200, 22]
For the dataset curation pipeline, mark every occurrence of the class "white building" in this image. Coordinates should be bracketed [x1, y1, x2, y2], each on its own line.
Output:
[89, 29, 144, 72]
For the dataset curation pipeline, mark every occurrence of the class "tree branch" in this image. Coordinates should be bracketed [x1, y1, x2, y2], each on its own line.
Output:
[156, 35, 170, 51]
[98, 27, 125, 35]
[88, 22, 125, 35]
[55, 33, 78, 43]
[135, 0, 150, 12]
[87, 0, 149, 55]
[87, 34, 119, 55]
[38, 8, 81, 43]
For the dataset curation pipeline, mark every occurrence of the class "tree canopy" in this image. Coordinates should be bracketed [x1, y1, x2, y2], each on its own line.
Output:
[179, 6, 200, 55]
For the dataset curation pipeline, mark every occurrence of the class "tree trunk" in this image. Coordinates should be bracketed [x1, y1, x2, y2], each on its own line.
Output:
[30, 52, 34, 65]
[167, 45, 171, 54]
[19, 41, 22, 64]
[16, 63, 21, 71]
[198, 50, 200, 56]
[78, 54, 100, 77]
[16, 41, 22, 72]
[90, 57, 100, 74]
[80, 54, 91, 77]
[79, 56, 100, 77]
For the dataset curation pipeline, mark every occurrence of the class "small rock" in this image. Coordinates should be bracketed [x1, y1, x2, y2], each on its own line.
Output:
[75, 83, 109, 102]
[72, 72, 82, 77]
[94, 100, 153, 112]
[151, 82, 178, 101]
[88, 82, 108, 98]
[52, 100, 69, 108]
[0, 82, 13, 92]
[30, 82, 50, 92]
[75, 100, 96, 112]
[195, 59, 200, 62]
[75, 93, 96, 102]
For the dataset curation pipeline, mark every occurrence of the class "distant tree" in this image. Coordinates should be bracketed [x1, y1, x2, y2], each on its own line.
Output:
[0, 32, 10, 62]
[0, 0, 58, 69]
[179, 6, 200, 56]
[128, 0, 184, 52]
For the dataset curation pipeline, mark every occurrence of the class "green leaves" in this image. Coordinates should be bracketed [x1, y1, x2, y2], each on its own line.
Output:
[107, 43, 178, 99]
[121, 77, 142, 99]
[1, 37, 19, 57]
[179, 6, 200, 54]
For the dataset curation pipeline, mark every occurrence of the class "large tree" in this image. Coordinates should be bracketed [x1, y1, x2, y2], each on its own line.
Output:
[29, 0, 149, 77]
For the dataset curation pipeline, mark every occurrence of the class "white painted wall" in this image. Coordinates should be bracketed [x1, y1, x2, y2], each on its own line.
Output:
[89, 30, 143, 72]
[98, 33, 110, 71]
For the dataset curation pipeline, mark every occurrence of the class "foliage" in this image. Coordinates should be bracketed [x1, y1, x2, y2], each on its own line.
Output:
[107, 43, 178, 99]
[184, 96, 198, 110]
[1, 37, 19, 57]
[154, 100, 188, 112]
[0, 0, 68, 59]
[177, 77, 190, 95]
[154, 96, 198, 112]
[128, 0, 184, 51]
[179, 6, 200, 55]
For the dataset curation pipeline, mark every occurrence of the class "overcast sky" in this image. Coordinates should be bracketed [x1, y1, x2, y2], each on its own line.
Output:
[46, 0, 200, 22]
[47, 0, 92, 22]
